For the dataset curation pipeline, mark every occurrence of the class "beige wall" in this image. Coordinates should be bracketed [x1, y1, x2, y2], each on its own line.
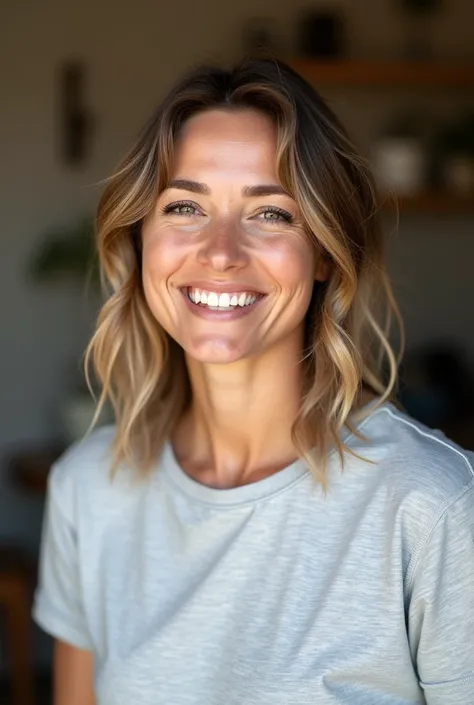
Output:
[1, 0, 473, 546]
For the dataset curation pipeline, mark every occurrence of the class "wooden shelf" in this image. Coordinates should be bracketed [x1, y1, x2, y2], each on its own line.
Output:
[290, 58, 474, 88]
[382, 192, 474, 213]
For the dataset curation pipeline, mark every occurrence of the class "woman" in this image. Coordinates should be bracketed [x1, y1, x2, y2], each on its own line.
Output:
[33, 59, 474, 704]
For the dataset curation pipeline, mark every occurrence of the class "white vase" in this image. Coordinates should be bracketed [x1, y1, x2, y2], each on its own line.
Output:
[372, 138, 426, 196]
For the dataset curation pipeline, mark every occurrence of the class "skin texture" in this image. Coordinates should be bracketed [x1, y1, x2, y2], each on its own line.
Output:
[142, 108, 329, 489]
[142, 109, 327, 366]
[53, 641, 95, 705]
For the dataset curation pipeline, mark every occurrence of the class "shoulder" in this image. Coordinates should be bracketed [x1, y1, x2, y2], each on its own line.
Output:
[49, 424, 115, 489]
[341, 403, 474, 590]
[352, 401, 474, 523]
[47, 425, 143, 523]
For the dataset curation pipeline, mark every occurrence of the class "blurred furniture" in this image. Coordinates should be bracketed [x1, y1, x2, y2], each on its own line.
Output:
[0, 548, 36, 705]
[9, 446, 63, 496]
[2, 446, 62, 704]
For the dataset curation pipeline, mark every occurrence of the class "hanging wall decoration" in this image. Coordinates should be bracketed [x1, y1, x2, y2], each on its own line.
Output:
[58, 59, 94, 167]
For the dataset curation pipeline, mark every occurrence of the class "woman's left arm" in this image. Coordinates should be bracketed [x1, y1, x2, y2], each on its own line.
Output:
[407, 482, 474, 705]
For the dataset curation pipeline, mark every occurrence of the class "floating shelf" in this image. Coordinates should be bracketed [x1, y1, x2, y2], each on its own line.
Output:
[290, 58, 474, 88]
[383, 192, 474, 213]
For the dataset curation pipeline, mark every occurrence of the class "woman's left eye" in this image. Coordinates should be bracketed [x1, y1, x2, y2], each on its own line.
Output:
[255, 207, 293, 223]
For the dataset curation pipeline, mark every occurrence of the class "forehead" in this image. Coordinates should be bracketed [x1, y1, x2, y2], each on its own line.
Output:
[172, 109, 278, 178]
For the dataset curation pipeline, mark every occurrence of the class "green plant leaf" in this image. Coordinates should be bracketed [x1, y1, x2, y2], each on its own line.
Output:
[29, 219, 100, 287]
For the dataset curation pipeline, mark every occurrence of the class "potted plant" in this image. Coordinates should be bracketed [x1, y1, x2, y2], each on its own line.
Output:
[29, 218, 99, 288]
[433, 113, 474, 194]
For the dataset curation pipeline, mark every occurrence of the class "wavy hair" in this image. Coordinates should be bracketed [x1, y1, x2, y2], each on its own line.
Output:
[85, 58, 403, 483]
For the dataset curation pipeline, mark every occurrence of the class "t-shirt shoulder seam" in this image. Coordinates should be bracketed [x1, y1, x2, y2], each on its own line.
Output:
[380, 405, 474, 480]
[404, 480, 474, 598]
[421, 673, 474, 689]
[361, 405, 474, 600]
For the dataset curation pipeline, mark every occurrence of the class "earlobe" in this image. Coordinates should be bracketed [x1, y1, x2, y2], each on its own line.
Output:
[315, 256, 331, 283]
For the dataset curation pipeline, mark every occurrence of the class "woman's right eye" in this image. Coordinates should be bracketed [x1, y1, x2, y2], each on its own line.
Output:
[162, 201, 200, 216]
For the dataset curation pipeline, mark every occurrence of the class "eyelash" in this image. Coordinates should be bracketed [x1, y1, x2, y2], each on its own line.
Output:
[161, 201, 294, 223]
[161, 200, 198, 216]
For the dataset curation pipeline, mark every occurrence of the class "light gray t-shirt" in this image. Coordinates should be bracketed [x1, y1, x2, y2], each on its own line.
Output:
[33, 402, 474, 704]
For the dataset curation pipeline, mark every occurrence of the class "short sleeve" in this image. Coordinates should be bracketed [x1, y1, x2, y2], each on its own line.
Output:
[407, 482, 474, 704]
[32, 462, 93, 650]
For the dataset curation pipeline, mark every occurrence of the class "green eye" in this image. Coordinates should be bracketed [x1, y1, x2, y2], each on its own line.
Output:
[258, 207, 293, 223]
[162, 201, 200, 216]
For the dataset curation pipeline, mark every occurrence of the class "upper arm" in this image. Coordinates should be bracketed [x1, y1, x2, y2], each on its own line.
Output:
[33, 461, 93, 650]
[54, 640, 95, 705]
[33, 459, 96, 702]
[407, 483, 474, 703]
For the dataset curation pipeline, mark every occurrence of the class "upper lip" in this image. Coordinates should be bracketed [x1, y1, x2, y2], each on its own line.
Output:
[180, 282, 265, 295]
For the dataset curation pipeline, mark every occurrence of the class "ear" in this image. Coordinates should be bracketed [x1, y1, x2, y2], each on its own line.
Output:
[314, 253, 331, 283]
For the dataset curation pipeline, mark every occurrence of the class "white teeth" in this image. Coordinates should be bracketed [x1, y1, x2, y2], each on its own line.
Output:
[219, 293, 230, 307]
[187, 288, 260, 310]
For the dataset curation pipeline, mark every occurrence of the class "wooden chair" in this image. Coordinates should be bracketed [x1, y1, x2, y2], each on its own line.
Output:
[0, 548, 36, 705]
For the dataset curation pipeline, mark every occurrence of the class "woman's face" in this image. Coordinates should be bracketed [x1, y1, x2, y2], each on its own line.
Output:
[141, 108, 328, 364]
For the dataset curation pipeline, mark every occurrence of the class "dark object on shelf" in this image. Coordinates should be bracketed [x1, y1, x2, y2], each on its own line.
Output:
[297, 10, 345, 58]
[434, 112, 474, 158]
[243, 18, 278, 55]
[431, 112, 474, 193]
[399, 0, 442, 14]
[398, 0, 443, 58]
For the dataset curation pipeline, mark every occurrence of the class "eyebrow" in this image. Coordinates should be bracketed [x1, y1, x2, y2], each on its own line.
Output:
[167, 179, 290, 198]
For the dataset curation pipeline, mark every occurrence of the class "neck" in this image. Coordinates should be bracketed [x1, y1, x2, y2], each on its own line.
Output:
[173, 332, 304, 488]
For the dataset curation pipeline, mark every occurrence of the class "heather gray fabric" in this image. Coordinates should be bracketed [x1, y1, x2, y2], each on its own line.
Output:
[33, 402, 474, 704]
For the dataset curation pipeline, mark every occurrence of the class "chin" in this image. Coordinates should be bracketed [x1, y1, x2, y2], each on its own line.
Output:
[183, 337, 250, 365]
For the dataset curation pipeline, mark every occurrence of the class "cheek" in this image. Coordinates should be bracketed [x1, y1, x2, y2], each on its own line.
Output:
[140, 232, 183, 326]
[262, 238, 315, 293]
[141, 228, 186, 277]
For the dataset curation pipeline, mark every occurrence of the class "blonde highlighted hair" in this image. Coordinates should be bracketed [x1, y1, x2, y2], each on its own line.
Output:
[85, 58, 403, 483]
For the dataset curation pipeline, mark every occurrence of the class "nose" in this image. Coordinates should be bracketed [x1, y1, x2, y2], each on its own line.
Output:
[197, 220, 249, 272]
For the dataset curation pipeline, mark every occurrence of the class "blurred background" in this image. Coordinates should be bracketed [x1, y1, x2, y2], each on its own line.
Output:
[1, 0, 473, 702]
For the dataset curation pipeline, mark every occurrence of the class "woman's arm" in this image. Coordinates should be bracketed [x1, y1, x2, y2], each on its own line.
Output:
[407, 483, 474, 703]
[53, 640, 95, 705]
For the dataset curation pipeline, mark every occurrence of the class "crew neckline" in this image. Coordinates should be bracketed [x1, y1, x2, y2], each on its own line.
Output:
[160, 398, 386, 506]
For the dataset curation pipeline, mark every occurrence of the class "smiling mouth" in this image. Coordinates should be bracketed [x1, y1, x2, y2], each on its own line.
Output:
[181, 286, 265, 311]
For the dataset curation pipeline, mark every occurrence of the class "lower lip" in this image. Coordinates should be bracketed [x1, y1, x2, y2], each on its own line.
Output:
[180, 290, 264, 320]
